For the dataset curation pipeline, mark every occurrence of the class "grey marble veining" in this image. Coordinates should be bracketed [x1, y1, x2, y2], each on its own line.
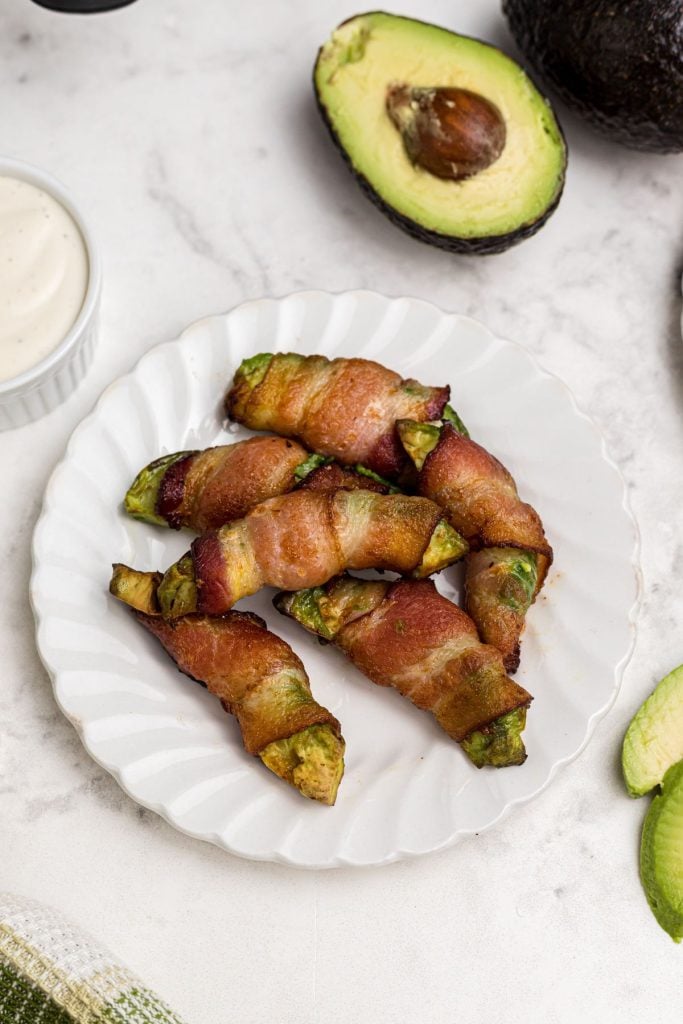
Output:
[1, 2, 682, 1022]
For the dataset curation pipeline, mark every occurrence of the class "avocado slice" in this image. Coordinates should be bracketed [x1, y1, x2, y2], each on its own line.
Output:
[261, 724, 345, 806]
[157, 553, 199, 617]
[110, 563, 162, 615]
[504, 0, 683, 154]
[396, 419, 441, 471]
[314, 12, 566, 255]
[293, 453, 334, 481]
[622, 664, 683, 797]
[442, 404, 469, 438]
[461, 707, 528, 768]
[412, 517, 469, 577]
[640, 759, 683, 942]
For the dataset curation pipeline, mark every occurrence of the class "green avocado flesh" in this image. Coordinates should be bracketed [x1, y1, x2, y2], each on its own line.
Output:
[235, 352, 273, 392]
[461, 707, 528, 768]
[124, 452, 191, 526]
[109, 564, 161, 615]
[622, 664, 683, 797]
[413, 518, 468, 577]
[278, 586, 336, 640]
[494, 549, 538, 613]
[396, 419, 441, 471]
[157, 554, 198, 617]
[442, 404, 469, 437]
[276, 577, 389, 640]
[640, 760, 683, 942]
[315, 12, 566, 251]
[294, 453, 333, 481]
[260, 724, 345, 805]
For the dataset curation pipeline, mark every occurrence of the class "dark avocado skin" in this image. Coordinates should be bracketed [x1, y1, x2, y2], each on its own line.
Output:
[504, 0, 683, 153]
[312, 15, 567, 257]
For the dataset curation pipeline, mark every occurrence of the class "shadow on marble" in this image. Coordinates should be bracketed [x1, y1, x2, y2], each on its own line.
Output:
[663, 256, 683, 414]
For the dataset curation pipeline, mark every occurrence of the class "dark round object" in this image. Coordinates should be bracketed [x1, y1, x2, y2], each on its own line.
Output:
[503, 0, 683, 153]
[30, 0, 137, 11]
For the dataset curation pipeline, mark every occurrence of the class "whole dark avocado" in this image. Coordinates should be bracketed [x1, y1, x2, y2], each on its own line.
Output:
[314, 12, 567, 256]
[503, 0, 683, 153]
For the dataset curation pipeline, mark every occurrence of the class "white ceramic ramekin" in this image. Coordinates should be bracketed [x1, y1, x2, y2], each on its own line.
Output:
[0, 157, 101, 431]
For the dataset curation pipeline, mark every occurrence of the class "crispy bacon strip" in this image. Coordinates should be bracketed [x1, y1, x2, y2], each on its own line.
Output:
[109, 565, 344, 804]
[225, 352, 449, 478]
[276, 576, 532, 766]
[156, 490, 467, 618]
[299, 462, 391, 495]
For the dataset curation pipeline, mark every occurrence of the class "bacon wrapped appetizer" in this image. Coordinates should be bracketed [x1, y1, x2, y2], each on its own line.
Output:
[124, 436, 310, 531]
[225, 352, 451, 479]
[124, 437, 396, 533]
[275, 575, 532, 768]
[143, 489, 468, 618]
[109, 564, 345, 804]
[397, 420, 552, 672]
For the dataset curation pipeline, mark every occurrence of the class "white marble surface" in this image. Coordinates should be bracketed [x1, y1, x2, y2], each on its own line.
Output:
[1, 1, 682, 1021]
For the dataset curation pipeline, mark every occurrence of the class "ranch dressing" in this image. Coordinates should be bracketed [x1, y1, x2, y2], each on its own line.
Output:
[0, 175, 88, 383]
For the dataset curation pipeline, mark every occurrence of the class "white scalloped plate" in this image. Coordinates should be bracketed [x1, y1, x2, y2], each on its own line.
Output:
[30, 291, 640, 868]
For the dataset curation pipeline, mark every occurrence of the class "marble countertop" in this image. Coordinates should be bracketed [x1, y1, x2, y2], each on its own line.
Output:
[1, 1, 682, 1021]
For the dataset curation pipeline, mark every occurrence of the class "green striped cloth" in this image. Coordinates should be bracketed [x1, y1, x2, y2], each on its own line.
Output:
[0, 894, 186, 1023]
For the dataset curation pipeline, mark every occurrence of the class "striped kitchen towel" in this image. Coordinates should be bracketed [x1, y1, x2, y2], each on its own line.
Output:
[0, 893, 186, 1023]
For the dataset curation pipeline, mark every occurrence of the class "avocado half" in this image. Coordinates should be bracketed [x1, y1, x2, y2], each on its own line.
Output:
[504, 0, 683, 153]
[640, 760, 683, 942]
[314, 12, 567, 255]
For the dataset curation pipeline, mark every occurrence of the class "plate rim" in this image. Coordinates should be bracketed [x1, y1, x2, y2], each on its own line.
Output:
[29, 289, 643, 869]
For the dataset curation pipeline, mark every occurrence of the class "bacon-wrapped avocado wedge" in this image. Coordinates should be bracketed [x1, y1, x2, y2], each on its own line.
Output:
[225, 352, 450, 480]
[124, 436, 309, 531]
[151, 489, 468, 618]
[275, 575, 531, 768]
[109, 564, 344, 804]
[397, 419, 551, 672]
[465, 547, 540, 674]
[124, 437, 396, 532]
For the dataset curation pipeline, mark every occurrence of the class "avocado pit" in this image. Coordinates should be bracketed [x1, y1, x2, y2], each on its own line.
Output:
[386, 84, 506, 181]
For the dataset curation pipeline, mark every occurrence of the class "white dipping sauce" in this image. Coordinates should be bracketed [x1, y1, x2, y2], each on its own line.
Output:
[0, 175, 89, 384]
